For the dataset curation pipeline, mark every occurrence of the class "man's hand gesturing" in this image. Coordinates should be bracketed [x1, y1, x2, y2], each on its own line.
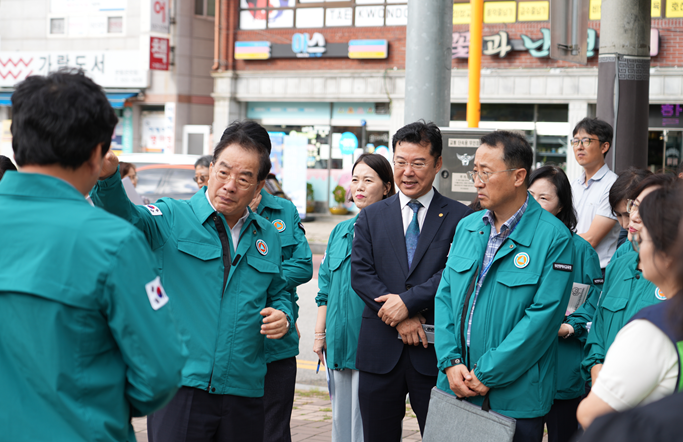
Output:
[99, 151, 120, 180]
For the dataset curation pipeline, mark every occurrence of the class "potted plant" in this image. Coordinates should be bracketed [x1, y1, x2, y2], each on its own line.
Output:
[306, 182, 315, 213]
[330, 184, 349, 215]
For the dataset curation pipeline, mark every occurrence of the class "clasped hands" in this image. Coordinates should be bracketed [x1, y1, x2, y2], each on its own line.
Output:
[444, 364, 490, 398]
[375, 294, 428, 348]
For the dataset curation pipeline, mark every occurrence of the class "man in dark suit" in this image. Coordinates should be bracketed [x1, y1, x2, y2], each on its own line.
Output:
[351, 121, 472, 441]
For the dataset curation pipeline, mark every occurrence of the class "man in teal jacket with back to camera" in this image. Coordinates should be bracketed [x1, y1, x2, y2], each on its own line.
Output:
[91, 120, 293, 442]
[0, 71, 186, 442]
[435, 131, 574, 442]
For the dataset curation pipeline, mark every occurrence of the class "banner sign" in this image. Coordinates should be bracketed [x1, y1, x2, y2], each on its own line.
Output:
[0, 51, 147, 87]
[150, 37, 170, 71]
[235, 36, 388, 60]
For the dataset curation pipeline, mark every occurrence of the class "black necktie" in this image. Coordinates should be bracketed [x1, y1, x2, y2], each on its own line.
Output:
[212, 214, 231, 292]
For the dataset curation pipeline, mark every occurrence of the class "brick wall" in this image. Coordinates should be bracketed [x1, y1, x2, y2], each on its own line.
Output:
[232, 19, 683, 71]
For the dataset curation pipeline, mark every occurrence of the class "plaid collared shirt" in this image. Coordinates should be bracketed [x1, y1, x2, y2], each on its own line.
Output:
[466, 195, 529, 347]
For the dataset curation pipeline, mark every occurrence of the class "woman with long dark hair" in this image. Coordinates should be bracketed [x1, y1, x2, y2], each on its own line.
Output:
[529, 166, 602, 442]
[313, 153, 395, 442]
[577, 183, 683, 428]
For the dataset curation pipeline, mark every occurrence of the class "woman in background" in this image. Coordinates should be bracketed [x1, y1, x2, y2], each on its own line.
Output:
[529, 166, 602, 442]
[313, 153, 395, 442]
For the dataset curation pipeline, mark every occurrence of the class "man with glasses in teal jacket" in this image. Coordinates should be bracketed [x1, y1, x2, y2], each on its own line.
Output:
[435, 131, 574, 442]
[0, 71, 186, 442]
[91, 121, 293, 442]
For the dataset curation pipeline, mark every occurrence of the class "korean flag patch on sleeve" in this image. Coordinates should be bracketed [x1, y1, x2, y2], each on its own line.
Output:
[145, 276, 169, 310]
[145, 204, 163, 216]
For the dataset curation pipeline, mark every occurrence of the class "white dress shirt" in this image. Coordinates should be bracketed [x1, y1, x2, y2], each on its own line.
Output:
[571, 163, 620, 268]
[398, 187, 434, 235]
[206, 190, 249, 251]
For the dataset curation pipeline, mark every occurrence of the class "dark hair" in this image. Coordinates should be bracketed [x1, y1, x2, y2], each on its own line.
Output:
[608, 168, 652, 214]
[468, 196, 483, 212]
[349, 153, 396, 202]
[215, 120, 271, 181]
[529, 165, 577, 231]
[628, 172, 677, 201]
[119, 162, 135, 178]
[392, 120, 442, 160]
[479, 130, 533, 187]
[572, 117, 613, 157]
[641, 184, 683, 335]
[0, 155, 17, 181]
[195, 155, 212, 169]
[11, 71, 118, 169]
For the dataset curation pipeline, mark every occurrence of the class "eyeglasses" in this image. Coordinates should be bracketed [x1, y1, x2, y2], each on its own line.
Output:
[394, 160, 431, 171]
[467, 168, 518, 184]
[631, 231, 650, 253]
[570, 138, 600, 148]
[213, 168, 255, 190]
[193, 174, 209, 184]
[626, 199, 640, 214]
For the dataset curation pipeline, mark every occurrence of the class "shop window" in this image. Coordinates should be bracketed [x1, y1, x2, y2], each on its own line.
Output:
[481, 103, 535, 122]
[50, 18, 66, 34]
[536, 104, 568, 122]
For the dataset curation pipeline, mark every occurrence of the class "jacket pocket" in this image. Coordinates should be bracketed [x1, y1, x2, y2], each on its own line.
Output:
[328, 255, 347, 272]
[177, 239, 221, 261]
[446, 256, 476, 273]
[600, 296, 628, 313]
[246, 254, 280, 274]
[496, 271, 540, 288]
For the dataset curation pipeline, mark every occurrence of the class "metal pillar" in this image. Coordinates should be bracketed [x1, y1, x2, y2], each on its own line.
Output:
[404, 0, 453, 126]
[596, 0, 650, 172]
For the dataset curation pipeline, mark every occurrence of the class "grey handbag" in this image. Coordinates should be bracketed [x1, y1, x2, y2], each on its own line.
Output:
[422, 387, 516, 442]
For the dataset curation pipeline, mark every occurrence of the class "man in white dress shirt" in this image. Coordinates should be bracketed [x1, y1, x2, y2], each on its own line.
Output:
[570, 118, 620, 270]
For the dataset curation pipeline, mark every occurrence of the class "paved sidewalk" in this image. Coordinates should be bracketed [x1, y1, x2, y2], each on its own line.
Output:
[131, 388, 422, 442]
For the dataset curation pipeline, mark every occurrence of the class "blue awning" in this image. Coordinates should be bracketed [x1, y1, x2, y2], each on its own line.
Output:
[0, 92, 138, 108]
[107, 92, 138, 109]
[0, 92, 12, 106]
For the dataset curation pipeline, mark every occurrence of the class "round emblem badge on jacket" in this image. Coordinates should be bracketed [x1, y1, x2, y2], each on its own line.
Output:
[655, 287, 666, 301]
[256, 239, 268, 256]
[514, 252, 530, 268]
[272, 219, 286, 232]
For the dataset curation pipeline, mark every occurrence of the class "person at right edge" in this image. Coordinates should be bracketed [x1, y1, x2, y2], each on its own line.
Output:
[435, 131, 574, 442]
[0, 71, 185, 442]
[91, 120, 293, 442]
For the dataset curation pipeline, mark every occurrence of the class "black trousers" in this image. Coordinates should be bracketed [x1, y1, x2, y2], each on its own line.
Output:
[544, 397, 583, 442]
[263, 357, 297, 442]
[513, 416, 545, 442]
[358, 347, 437, 442]
[147, 386, 264, 442]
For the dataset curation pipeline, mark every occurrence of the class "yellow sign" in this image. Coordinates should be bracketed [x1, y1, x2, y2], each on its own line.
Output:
[518, 1, 549, 21]
[589, 0, 601, 20]
[484, 1, 517, 24]
[652, 0, 662, 17]
[667, 0, 683, 17]
[453, 3, 471, 25]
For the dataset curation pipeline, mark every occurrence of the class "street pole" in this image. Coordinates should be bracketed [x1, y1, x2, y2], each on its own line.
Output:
[467, 0, 484, 128]
[404, 0, 453, 126]
[596, 0, 650, 172]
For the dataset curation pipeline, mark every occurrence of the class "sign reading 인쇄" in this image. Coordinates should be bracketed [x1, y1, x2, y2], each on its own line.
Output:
[150, 37, 170, 71]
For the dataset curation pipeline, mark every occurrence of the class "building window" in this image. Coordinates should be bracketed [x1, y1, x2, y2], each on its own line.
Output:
[108, 16, 123, 33]
[239, 0, 407, 30]
[195, 0, 216, 17]
[50, 18, 66, 34]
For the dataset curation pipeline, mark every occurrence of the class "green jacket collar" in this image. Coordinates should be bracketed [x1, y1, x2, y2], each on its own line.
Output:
[0, 171, 87, 202]
[189, 188, 267, 231]
[343, 214, 360, 236]
[257, 188, 283, 213]
[463, 192, 540, 248]
[189, 187, 216, 224]
[621, 252, 641, 281]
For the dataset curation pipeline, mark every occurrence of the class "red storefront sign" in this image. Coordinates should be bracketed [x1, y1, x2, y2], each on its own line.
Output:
[150, 37, 169, 71]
